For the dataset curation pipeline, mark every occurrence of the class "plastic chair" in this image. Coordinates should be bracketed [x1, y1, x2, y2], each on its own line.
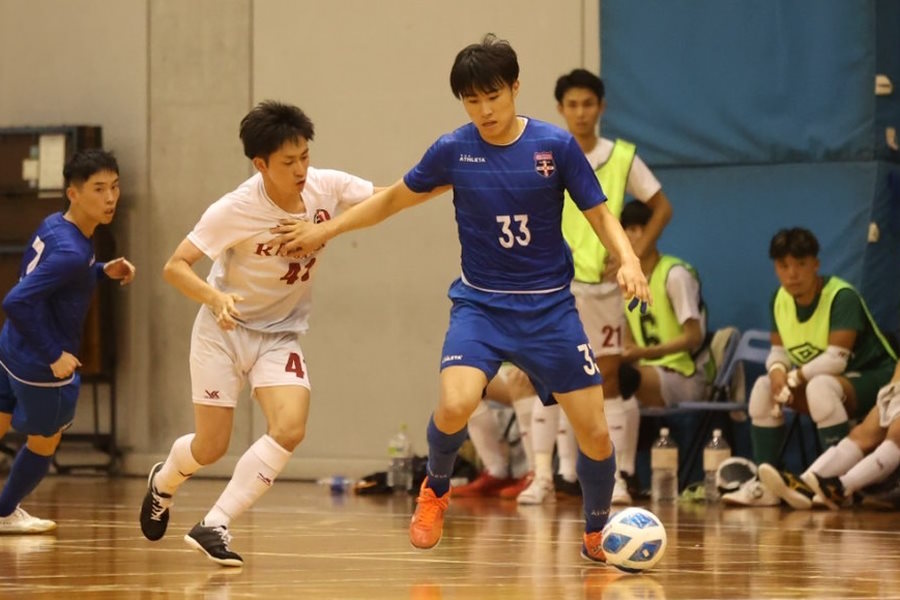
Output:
[640, 328, 770, 489]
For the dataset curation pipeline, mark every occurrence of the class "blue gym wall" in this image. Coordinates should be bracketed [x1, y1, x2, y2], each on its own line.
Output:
[600, 0, 900, 337]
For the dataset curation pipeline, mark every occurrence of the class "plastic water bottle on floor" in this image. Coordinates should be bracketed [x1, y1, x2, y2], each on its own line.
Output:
[703, 428, 731, 503]
[387, 423, 413, 494]
[317, 476, 353, 494]
[651, 427, 679, 502]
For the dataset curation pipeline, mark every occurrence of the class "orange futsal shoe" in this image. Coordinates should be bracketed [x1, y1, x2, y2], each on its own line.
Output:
[581, 531, 607, 564]
[409, 478, 450, 550]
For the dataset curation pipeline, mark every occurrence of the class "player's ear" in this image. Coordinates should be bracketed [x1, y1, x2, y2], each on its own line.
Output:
[65, 184, 78, 204]
[512, 80, 520, 97]
[252, 156, 267, 174]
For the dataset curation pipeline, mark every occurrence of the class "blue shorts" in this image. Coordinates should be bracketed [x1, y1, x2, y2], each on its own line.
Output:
[440, 279, 603, 404]
[0, 368, 80, 437]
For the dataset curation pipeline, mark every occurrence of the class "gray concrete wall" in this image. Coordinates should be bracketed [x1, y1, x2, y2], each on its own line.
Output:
[0, 0, 600, 479]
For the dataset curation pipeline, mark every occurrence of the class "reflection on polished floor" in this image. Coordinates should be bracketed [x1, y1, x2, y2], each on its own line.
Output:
[0, 476, 898, 599]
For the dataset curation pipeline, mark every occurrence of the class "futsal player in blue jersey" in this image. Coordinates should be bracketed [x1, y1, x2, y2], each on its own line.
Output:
[270, 34, 649, 562]
[0, 149, 135, 533]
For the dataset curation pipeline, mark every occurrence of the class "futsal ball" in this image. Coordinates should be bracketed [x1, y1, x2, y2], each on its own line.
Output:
[601, 507, 667, 573]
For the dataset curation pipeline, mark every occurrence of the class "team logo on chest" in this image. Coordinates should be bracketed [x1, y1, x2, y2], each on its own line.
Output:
[314, 208, 331, 224]
[534, 151, 555, 178]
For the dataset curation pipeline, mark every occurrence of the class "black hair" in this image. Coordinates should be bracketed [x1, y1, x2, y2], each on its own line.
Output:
[554, 68, 605, 104]
[769, 227, 820, 260]
[449, 33, 519, 99]
[239, 100, 315, 162]
[63, 149, 118, 188]
[620, 200, 653, 229]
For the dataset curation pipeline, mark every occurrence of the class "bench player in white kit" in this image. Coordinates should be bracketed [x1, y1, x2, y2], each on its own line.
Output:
[138, 100, 377, 567]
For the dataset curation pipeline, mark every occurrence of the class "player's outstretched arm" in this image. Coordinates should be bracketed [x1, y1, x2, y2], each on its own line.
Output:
[582, 203, 650, 310]
[163, 238, 243, 330]
[270, 180, 449, 256]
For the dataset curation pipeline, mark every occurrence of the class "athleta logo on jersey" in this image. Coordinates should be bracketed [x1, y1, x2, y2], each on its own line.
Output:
[534, 151, 555, 177]
[459, 153, 486, 163]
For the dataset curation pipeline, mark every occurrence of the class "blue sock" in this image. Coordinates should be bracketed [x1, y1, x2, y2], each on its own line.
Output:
[425, 415, 467, 497]
[0, 447, 53, 517]
[576, 447, 617, 533]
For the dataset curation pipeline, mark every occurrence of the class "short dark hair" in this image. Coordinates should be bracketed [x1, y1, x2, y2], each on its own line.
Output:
[769, 227, 820, 260]
[449, 33, 519, 99]
[63, 149, 118, 188]
[239, 100, 315, 161]
[554, 68, 605, 103]
[620, 200, 652, 229]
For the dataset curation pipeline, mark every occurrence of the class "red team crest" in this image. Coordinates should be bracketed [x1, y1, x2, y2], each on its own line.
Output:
[534, 151, 555, 178]
[314, 208, 331, 224]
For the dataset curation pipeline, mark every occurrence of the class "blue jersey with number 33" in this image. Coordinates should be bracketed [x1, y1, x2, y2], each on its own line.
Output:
[403, 118, 606, 293]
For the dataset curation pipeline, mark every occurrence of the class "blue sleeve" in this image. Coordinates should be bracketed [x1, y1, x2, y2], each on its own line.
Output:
[1, 250, 84, 364]
[560, 136, 606, 210]
[403, 138, 451, 193]
[93, 262, 107, 280]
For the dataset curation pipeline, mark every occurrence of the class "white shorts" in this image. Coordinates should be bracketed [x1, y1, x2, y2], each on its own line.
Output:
[654, 366, 708, 407]
[190, 308, 311, 407]
[877, 383, 900, 428]
[571, 281, 624, 358]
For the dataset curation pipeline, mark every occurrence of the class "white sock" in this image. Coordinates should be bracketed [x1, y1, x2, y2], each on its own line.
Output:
[556, 410, 577, 482]
[513, 395, 538, 472]
[155, 434, 204, 495]
[804, 438, 864, 479]
[530, 400, 559, 480]
[840, 440, 900, 494]
[204, 434, 291, 528]
[467, 402, 508, 477]
[605, 396, 639, 475]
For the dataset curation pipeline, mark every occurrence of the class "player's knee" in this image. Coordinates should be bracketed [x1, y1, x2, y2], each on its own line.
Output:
[190, 435, 230, 464]
[438, 387, 481, 425]
[618, 363, 641, 399]
[26, 432, 62, 456]
[748, 376, 779, 424]
[806, 375, 847, 426]
[504, 367, 534, 399]
[268, 424, 305, 451]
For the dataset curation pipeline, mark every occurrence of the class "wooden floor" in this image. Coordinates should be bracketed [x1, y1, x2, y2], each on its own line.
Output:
[1, 476, 899, 599]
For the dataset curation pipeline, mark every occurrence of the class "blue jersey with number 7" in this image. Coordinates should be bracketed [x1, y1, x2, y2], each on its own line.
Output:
[0, 212, 104, 384]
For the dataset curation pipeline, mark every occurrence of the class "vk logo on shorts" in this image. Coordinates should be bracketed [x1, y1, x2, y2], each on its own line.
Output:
[204, 389, 220, 400]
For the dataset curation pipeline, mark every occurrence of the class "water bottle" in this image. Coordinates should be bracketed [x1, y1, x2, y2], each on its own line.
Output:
[703, 428, 731, 503]
[651, 427, 679, 502]
[387, 423, 413, 493]
[317, 476, 353, 494]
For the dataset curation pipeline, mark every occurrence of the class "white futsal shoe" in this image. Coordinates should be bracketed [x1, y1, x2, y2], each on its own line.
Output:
[0, 506, 57, 533]
[516, 476, 556, 505]
[721, 477, 780, 507]
[611, 472, 633, 505]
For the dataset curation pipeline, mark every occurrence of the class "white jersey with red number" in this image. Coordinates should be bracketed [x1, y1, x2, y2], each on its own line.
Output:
[187, 167, 373, 334]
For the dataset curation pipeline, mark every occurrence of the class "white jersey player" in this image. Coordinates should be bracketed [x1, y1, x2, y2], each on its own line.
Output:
[139, 101, 374, 567]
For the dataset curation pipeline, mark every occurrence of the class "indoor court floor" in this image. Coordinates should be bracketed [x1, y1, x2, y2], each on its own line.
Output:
[0, 475, 898, 599]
